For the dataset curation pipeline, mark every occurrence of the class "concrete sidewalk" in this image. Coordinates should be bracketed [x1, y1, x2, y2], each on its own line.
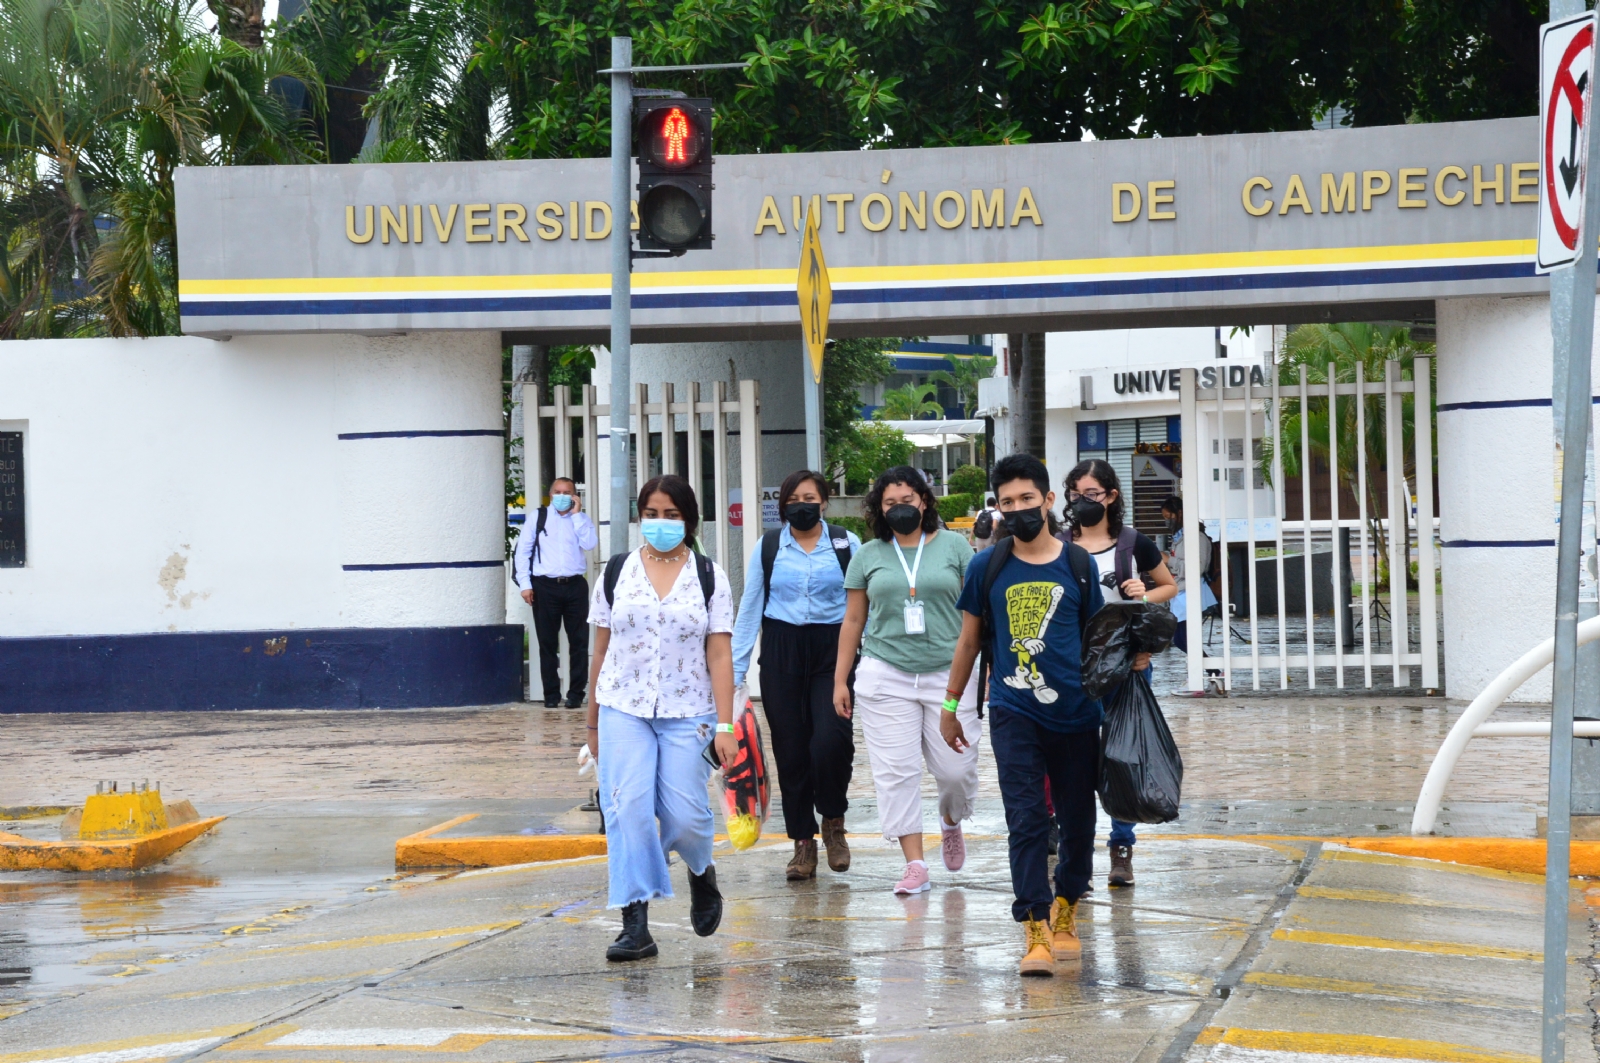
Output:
[1, 698, 1590, 1061]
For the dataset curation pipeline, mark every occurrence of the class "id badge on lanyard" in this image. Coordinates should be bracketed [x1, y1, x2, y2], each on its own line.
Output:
[894, 533, 928, 635]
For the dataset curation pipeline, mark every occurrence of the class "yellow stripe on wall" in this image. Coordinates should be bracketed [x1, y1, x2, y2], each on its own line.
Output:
[177, 238, 1536, 298]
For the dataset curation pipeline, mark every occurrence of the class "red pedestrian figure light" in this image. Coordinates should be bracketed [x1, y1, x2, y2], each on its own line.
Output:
[661, 108, 690, 165]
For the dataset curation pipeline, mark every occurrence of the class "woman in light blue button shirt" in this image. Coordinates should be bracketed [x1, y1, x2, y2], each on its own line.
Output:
[732, 469, 861, 881]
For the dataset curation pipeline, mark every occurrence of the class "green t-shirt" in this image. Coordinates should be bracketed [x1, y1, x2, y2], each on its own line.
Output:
[844, 530, 974, 674]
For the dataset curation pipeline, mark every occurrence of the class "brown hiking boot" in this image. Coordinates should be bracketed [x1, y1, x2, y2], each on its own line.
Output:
[786, 838, 818, 880]
[820, 817, 850, 872]
[1108, 845, 1135, 887]
[1047, 896, 1081, 960]
[1019, 917, 1055, 977]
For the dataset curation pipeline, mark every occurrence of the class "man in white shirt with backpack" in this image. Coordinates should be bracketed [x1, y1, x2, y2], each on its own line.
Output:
[515, 478, 598, 707]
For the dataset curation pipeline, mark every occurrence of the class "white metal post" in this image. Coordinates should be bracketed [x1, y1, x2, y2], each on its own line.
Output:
[1415, 357, 1439, 690]
[1328, 363, 1345, 687]
[581, 384, 600, 573]
[1355, 362, 1373, 687]
[635, 382, 651, 497]
[1271, 367, 1289, 689]
[1244, 372, 1261, 689]
[1215, 379, 1232, 689]
[1177, 369, 1203, 694]
[739, 379, 763, 575]
[712, 381, 731, 572]
[660, 381, 676, 476]
[1180, 368, 1204, 693]
[1301, 365, 1316, 687]
[1386, 360, 1409, 686]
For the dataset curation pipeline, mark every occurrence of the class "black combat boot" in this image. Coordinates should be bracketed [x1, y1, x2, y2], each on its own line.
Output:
[606, 901, 657, 961]
[688, 866, 723, 937]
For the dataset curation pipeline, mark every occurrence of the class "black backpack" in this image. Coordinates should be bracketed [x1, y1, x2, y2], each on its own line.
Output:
[603, 548, 716, 608]
[760, 525, 853, 613]
[974, 537, 1096, 717]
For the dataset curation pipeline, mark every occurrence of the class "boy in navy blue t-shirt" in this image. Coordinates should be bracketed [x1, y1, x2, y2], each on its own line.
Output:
[943, 454, 1104, 978]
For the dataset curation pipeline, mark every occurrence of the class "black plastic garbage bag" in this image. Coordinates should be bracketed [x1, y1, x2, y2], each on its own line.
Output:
[1097, 670, 1183, 824]
[1081, 603, 1138, 700]
[1081, 601, 1177, 700]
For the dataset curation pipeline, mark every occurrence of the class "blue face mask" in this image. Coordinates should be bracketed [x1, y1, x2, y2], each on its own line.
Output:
[641, 518, 686, 553]
[551, 493, 574, 513]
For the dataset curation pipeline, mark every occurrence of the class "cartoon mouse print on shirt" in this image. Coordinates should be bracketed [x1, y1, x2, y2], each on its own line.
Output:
[1002, 581, 1065, 704]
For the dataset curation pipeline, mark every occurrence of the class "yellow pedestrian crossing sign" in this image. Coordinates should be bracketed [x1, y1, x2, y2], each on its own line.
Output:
[798, 202, 831, 384]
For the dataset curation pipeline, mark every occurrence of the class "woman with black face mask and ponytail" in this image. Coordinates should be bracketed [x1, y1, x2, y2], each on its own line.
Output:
[1062, 459, 1177, 888]
[834, 466, 979, 897]
[732, 469, 862, 881]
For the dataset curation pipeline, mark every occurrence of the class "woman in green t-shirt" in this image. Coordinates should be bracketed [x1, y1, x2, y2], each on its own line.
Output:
[833, 466, 979, 896]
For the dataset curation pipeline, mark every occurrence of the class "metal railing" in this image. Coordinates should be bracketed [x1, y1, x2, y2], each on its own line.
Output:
[1177, 360, 1439, 692]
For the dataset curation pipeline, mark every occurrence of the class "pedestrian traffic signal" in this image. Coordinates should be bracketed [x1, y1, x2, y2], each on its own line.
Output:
[635, 99, 713, 251]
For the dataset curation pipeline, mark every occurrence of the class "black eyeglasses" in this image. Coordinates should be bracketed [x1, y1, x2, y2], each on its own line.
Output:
[1067, 488, 1110, 503]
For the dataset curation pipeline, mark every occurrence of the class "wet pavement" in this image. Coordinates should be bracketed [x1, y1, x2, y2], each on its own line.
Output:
[0, 695, 1590, 1061]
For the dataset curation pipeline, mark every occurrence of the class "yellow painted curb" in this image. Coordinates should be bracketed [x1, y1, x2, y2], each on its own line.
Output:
[1341, 837, 1600, 878]
[0, 816, 224, 871]
[395, 815, 607, 870]
[1196, 1026, 1539, 1063]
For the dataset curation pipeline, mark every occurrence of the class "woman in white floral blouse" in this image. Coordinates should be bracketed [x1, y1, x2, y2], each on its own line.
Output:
[586, 474, 738, 963]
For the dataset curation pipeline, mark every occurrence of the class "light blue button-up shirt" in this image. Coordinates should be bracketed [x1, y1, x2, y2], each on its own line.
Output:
[732, 524, 861, 686]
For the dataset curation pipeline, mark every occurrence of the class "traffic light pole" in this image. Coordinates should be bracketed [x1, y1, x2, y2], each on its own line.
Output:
[607, 36, 633, 556]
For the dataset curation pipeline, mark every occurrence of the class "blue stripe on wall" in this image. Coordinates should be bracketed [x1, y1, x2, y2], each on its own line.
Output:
[0, 625, 523, 712]
[338, 429, 503, 440]
[1441, 538, 1556, 548]
[343, 560, 503, 571]
[178, 259, 1537, 319]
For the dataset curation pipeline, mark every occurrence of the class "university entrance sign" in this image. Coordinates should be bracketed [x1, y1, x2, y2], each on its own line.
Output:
[176, 116, 1545, 340]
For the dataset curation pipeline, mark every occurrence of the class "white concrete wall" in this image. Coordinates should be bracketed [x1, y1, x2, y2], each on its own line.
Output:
[1435, 295, 1594, 701]
[0, 332, 504, 637]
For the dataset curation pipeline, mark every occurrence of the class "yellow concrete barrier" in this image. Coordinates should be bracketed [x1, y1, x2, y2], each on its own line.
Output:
[395, 816, 606, 870]
[0, 816, 224, 871]
[79, 789, 168, 839]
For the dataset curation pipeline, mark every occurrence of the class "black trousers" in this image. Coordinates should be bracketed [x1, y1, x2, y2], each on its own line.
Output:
[759, 619, 855, 839]
[990, 703, 1098, 921]
[530, 574, 589, 702]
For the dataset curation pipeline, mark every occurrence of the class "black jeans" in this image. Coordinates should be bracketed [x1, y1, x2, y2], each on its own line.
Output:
[530, 574, 589, 702]
[759, 618, 855, 839]
[990, 703, 1098, 921]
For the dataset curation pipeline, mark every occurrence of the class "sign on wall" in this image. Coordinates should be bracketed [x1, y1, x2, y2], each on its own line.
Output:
[1537, 11, 1597, 273]
[0, 432, 23, 568]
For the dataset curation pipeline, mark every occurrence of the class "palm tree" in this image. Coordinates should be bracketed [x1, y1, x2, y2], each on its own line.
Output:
[929, 352, 997, 417]
[874, 381, 943, 421]
[1261, 322, 1436, 586]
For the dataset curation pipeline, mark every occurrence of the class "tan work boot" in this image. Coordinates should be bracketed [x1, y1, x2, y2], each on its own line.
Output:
[1108, 845, 1135, 887]
[786, 838, 818, 880]
[820, 816, 850, 872]
[1019, 917, 1055, 977]
[1048, 896, 1082, 960]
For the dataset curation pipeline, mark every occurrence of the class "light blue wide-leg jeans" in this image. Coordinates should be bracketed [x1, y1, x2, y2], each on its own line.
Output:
[597, 705, 717, 909]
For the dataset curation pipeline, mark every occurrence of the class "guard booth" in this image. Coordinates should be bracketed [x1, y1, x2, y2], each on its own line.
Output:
[0, 113, 1571, 709]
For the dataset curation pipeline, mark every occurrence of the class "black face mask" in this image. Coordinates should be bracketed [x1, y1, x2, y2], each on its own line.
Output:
[787, 502, 822, 531]
[1003, 507, 1047, 543]
[886, 503, 923, 535]
[1071, 497, 1106, 527]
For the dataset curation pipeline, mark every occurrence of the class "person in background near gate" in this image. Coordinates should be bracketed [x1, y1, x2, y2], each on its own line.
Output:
[516, 477, 598, 708]
[834, 466, 980, 896]
[1064, 459, 1176, 888]
[943, 454, 1104, 976]
[972, 496, 1001, 549]
[586, 474, 736, 963]
[1160, 495, 1214, 656]
[732, 469, 862, 881]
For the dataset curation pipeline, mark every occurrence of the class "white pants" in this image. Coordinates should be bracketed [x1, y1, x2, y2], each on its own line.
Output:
[853, 655, 982, 842]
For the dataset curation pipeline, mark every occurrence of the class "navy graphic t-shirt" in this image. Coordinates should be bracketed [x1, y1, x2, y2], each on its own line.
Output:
[957, 544, 1105, 733]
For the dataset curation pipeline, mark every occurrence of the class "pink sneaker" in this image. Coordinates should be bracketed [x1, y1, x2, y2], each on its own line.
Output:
[941, 823, 966, 871]
[893, 861, 931, 894]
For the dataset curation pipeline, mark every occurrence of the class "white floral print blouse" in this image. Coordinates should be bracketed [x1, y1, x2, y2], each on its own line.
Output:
[588, 550, 735, 718]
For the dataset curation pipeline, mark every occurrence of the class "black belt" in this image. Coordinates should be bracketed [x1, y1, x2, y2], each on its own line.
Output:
[532, 573, 584, 583]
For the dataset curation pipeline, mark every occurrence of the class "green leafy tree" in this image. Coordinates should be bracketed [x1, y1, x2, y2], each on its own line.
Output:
[874, 381, 943, 421]
[930, 352, 998, 417]
[949, 463, 989, 496]
[822, 336, 895, 465]
[836, 421, 914, 495]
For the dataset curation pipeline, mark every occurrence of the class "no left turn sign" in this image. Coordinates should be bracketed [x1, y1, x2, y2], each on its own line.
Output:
[1538, 11, 1598, 273]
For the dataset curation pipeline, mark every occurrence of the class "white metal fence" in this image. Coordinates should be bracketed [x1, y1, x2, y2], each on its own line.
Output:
[521, 379, 763, 575]
[1177, 360, 1439, 692]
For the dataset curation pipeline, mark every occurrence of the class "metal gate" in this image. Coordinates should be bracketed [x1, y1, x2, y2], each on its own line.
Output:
[1176, 361, 1439, 692]
[520, 379, 763, 576]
